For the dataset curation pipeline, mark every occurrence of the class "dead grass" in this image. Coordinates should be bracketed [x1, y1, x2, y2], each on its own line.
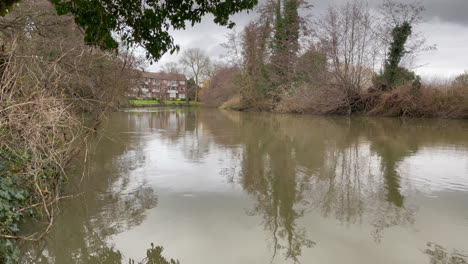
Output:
[276, 82, 468, 119]
[365, 84, 468, 118]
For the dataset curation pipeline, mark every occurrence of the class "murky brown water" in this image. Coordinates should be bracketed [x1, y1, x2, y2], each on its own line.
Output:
[21, 108, 468, 264]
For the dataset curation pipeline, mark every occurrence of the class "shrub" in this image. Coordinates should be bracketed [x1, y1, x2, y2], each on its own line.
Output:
[275, 80, 468, 119]
[0, 149, 36, 263]
[201, 66, 241, 107]
[373, 67, 417, 91]
[365, 83, 468, 118]
[453, 72, 468, 87]
[0, 1, 140, 260]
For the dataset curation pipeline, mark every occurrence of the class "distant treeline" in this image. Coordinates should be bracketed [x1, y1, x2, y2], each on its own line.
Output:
[201, 0, 468, 119]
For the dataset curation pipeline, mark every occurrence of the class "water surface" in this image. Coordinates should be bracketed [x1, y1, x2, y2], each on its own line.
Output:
[21, 108, 468, 263]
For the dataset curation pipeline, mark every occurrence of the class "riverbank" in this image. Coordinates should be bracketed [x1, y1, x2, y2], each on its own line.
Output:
[197, 0, 468, 121]
[0, 1, 140, 262]
[278, 82, 468, 119]
[128, 100, 202, 108]
[208, 81, 468, 120]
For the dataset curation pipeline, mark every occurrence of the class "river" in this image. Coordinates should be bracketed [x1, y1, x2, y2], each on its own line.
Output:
[20, 108, 468, 264]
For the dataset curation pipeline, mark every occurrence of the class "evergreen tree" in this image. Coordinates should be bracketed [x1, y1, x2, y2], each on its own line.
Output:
[383, 22, 413, 88]
[270, 0, 285, 73]
[283, 0, 300, 57]
[270, 0, 300, 92]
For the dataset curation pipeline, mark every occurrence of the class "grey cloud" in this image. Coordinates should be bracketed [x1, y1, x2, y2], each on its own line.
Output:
[147, 0, 468, 76]
[420, 0, 468, 25]
[307, 0, 468, 26]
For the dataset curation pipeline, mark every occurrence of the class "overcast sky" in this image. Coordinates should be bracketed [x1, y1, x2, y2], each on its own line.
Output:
[147, 0, 468, 79]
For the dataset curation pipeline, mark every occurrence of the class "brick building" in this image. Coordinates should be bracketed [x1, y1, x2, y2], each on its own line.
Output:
[129, 71, 187, 100]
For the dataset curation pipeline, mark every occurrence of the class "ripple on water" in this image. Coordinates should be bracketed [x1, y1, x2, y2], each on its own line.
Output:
[400, 146, 468, 193]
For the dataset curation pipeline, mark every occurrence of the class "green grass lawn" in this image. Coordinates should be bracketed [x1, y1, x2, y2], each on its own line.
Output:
[129, 100, 200, 106]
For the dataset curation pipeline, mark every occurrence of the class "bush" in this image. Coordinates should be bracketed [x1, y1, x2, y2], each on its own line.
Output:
[201, 66, 241, 107]
[0, 149, 35, 263]
[372, 67, 417, 91]
[275, 80, 468, 119]
[453, 72, 468, 87]
[365, 83, 468, 118]
[0, 1, 140, 260]
[276, 83, 366, 115]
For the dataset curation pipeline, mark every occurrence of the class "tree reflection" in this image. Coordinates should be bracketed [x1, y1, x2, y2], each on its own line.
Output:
[20, 113, 159, 263]
[26, 242, 180, 264]
[203, 111, 438, 259]
[424, 242, 468, 264]
[238, 115, 315, 263]
[21, 109, 468, 263]
[134, 243, 180, 264]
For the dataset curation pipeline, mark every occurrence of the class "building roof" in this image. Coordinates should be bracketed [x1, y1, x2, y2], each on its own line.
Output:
[140, 71, 186, 81]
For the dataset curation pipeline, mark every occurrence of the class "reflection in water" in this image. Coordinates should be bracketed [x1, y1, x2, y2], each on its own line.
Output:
[20, 109, 468, 264]
[26, 242, 179, 264]
[201, 111, 468, 259]
[425, 243, 468, 264]
[240, 115, 315, 262]
[20, 118, 159, 263]
[131, 243, 180, 264]
[207, 113, 419, 249]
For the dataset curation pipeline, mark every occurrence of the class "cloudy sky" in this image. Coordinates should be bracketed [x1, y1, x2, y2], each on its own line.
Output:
[148, 0, 468, 79]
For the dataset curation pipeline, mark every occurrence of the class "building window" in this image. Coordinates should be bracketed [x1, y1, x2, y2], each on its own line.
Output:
[179, 80, 186, 85]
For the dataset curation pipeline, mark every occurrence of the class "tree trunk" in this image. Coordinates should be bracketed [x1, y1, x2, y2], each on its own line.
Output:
[195, 76, 199, 102]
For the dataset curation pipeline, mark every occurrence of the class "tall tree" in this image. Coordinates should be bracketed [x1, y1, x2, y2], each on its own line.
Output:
[270, 0, 286, 89]
[283, 0, 300, 59]
[374, 0, 429, 90]
[179, 48, 211, 102]
[383, 22, 412, 88]
[315, 1, 378, 93]
[270, 0, 300, 93]
[282, 0, 300, 89]
[378, 0, 431, 70]
[271, 0, 285, 58]
[0, 0, 258, 61]
[241, 21, 271, 107]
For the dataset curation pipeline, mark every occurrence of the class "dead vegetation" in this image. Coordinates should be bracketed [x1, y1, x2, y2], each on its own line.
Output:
[274, 80, 468, 119]
[200, 66, 241, 108]
[0, 0, 140, 260]
[202, 0, 467, 120]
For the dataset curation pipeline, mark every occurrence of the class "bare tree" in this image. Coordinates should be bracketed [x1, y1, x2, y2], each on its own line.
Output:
[377, 0, 434, 69]
[314, 0, 378, 92]
[161, 61, 182, 73]
[179, 48, 211, 102]
[220, 30, 244, 68]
